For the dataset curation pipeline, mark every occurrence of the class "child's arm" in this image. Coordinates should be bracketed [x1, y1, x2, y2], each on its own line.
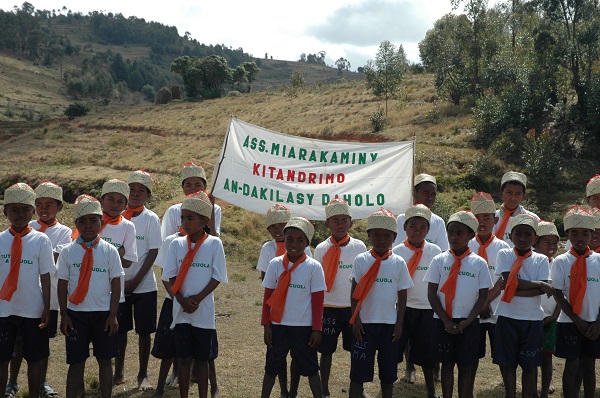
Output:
[482, 279, 503, 318]
[553, 288, 589, 336]
[501, 272, 553, 296]
[457, 288, 489, 332]
[350, 278, 365, 341]
[125, 248, 158, 294]
[393, 289, 407, 342]
[160, 271, 174, 299]
[543, 304, 561, 327]
[57, 279, 72, 336]
[39, 272, 51, 329]
[427, 282, 458, 334]
[105, 277, 120, 336]
[169, 277, 199, 313]
[189, 278, 220, 308]
[261, 288, 275, 348]
[308, 290, 324, 348]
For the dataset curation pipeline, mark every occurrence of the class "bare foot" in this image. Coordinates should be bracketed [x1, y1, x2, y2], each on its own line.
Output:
[138, 377, 152, 391]
[113, 374, 125, 385]
[399, 369, 416, 384]
[165, 373, 178, 387]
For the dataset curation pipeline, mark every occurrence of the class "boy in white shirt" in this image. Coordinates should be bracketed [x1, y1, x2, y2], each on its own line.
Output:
[565, 175, 600, 251]
[314, 198, 366, 397]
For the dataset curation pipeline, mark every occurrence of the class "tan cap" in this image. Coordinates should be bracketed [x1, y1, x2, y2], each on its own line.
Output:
[284, 217, 315, 242]
[405, 204, 431, 223]
[181, 161, 207, 184]
[414, 173, 436, 187]
[586, 175, 600, 197]
[128, 170, 154, 193]
[325, 197, 351, 219]
[447, 210, 479, 234]
[564, 206, 596, 231]
[34, 181, 63, 202]
[510, 213, 538, 233]
[537, 221, 559, 238]
[73, 194, 103, 220]
[101, 179, 130, 199]
[367, 208, 397, 233]
[4, 183, 36, 207]
[501, 171, 527, 188]
[265, 204, 291, 227]
[471, 192, 496, 214]
[181, 191, 213, 219]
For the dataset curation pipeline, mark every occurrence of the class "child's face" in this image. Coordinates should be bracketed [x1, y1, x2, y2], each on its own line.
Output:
[591, 229, 600, 251]
[367, 228, 396, 255]
[447, 222, 475, 251]
[266, 223, 286, 242]
[75, 214, 102, 241]
[500, 182, 525, 211]
[180, 209, 208, 237]
[182, 177, 206, 196]
[101, 192, 127, 218]
[128, 183, 150, 208]
[535, 235, 559, 259]
[414, 182, 437, 208]
[566, 228, 592, 253]
[3, 204, 35, 230]
[325, 214, 352, 241]
[284, 228, 308, 259]
[475, 213, 496, 236]
[35, 198, 62, 223]
[509, 225, 537, 252]
[587, 193, 600, 210]
[404, 217, 429, 246]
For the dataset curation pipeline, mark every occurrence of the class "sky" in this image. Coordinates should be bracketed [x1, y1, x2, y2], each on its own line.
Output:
[1, 0, 462, 70]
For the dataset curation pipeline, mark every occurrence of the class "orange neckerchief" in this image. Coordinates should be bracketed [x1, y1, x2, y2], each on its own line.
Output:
[502, 248, 533, 303]
[37, 219, 57, 233]
[439, 249, 472, 318]
[178, 226, 186, 236]
[0, 227, 32, 301]
[322, 234, 350, 292]
[495, 206, 516, 239]
[171, 233, 209, 295]
[122, 205, 145, 221]
[266, 252, 308, 323]
[68, 236, 101, 305]
[476, 235, 494, 263]
[350, 249, 391, 324]
[593, 246, 600, 253]
[275, 241, 286, 257]
[569, 247, 591, 315]
[404, 239, 424, 278]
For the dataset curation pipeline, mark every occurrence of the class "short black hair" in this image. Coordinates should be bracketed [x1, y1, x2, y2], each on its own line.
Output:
[500, 181, 526, 195]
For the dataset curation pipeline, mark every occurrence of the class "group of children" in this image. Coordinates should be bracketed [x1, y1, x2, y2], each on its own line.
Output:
[1, 164, 600, 398]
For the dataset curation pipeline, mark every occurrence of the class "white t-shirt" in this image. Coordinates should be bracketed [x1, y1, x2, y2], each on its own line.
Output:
[161, 202, 222, 239]
[314, 237, 367, 307]
[395, 212, 449, 251]
[494, 249, 550, 321]
[351, 252, 414, 324]
[163, 235, 228, 329]
[0, 229, 55, 318]
[126, 208, 161, 293]
[101, 219, 138, 303]
[493, 206, 540, 247]
[262, 256, 326, 326]
[392, 241, 442, 309]
[156, 233, 180, 271]
[468, 236, 510, 324]
[256, 240, 312, 273]
[541, 260, 557, 318]
[424, 251, 493, 319]
[552, 251, 600, 323]
[30, 220, 72, 311]
[57, 238, 124, 312]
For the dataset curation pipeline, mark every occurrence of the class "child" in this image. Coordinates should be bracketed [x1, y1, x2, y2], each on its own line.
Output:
[493, 171, 540, 246]
[116, 170, 162, 390]
[314, 198, 366, 398]
[57, 194, 123, 398]
[565, 174, 600, 251]
[261, 217, 325, 398]
[534, 221, 561, 398]
[493, 214, 552, 398]
[424, 210, 492, 398]
[392, 204, 442, 398]
[0, 183, 54, 398]
[551, 207, 600, 398]
[349, 208, 413, 398]
[162, 191, 228, 398]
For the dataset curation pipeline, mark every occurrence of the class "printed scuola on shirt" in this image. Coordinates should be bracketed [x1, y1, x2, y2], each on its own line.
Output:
[1, 255, 34, 265]
[70, 262, 107, 273]
[101, 237, 122, 248]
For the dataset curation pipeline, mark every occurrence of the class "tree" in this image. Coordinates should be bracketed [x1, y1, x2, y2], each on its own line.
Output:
[364, 41, 407, 116]
[171, 55, 233, 99]
[335, 57, 351, 75]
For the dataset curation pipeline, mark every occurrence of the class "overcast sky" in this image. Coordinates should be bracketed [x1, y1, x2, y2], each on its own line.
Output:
[1, 0, 462, 69]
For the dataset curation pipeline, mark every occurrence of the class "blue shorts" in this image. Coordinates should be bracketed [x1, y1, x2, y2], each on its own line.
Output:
[432, 318, 480, 366]
[397, 307, 435, 367]
[118, 290, 157, 334]
[0, 316, 49, 362]
[65, 310, 119, 364]
[350, 323, 399, 384]
[493, 316, 542, 369]
[265, 325, 319, 377]
[318, 307, 352, 355]
[479, 322, 496, 358]
[151, 297, 176, 359]
[555, 322, 600, 359]
[174, 324, 216, 362]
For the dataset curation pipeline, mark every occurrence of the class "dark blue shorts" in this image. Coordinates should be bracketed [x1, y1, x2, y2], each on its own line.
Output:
[174, 323, 216, 362]
[0, 316, 49, 362]
[265, 325, 319, 377]
[479, 322, 496, 358]
[432, 318, 480, 366]
[47, 309, 58, 338]
[492, 316, 542, 369]
[397, 307, 435, 367]
[555, 322, 600, 359]
[318, 307, 352, 355]
[65, 310, 119, 364]
[118, 290, 157, 334]
[350, 323, 399, 384]
[151, 297, 176, 359]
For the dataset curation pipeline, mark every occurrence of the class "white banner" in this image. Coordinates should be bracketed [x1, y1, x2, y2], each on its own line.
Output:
[211, 118, 414, 220]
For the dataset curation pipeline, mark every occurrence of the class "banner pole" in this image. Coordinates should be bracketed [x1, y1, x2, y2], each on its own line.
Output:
[411, 132, 416, 204]
[210, 115, 234, 195]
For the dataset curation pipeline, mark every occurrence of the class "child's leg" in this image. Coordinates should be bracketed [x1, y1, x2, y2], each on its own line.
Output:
[138, 333, 152, 389]
[0, 360, 9, 395]
[422, 366, 436, 398]
[66, 362, 85, 398]
[97, 357, 113, 398]
[208, 359, 219, 397]
[152, 358, 174, 398]
[307, 373, 322, 398]
[440, 362, 454, 398]
[521, 366, 536, 398]
[562, 358, 579, 397]
[277, 360, 289, 397]
[114, 332, 127, 384]
[381, 382, 394, 398]
[166, 358, 179, 386]
[457, 363, 476, 398]
[8, 336, 23, 387]
[539, 354, 552, 398]
[194, 360, 209, 398]
[261, 373, 277, 398]
[580, 355, 595, 398]
[500, 366, 517, 398]
[178, 357, 192, 398]
[25, 360, 41, 398]
[289, 359, 300, 398]
[319, 353, 333, 396]
[348, 381, 364, 398]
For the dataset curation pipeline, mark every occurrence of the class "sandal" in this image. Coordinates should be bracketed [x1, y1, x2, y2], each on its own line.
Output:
[40, 382, 59, 398]
[4, 383, 18, 398]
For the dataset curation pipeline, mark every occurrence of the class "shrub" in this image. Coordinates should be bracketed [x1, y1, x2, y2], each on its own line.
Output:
[369, 108, 387, 132]
[141, 85, 156, 103]
[523, 128, 562, 191]
[64, 103, 89, 120]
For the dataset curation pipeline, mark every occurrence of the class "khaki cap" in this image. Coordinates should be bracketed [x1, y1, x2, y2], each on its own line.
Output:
[101, 179, 130, 199]
[128, 170, 154, 193]
[181, 161, 207, 184]
[73, 194, 103, 220]
[564, 206, 596, 231]
[181, 191, 213, 219]
[501, 171, 527, 188]
[414, 173, 436, 187]
[586, 175, 600, 197]
[325, 198, 351, 219]
[367, 208, 397, 233]
[537, 221, 559, 238]
[510, 213, 538, 233]
[35, 181, 63, 202]
[284, 217, 315, 242]
[447, 210, 479, 234]
[405, 204, 431, 223]
[265, 204, 291, 227]
[4, 183, 35, 207]
[471, 192, 496, 214]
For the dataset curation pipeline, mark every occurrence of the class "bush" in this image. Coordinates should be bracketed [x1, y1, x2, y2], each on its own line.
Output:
[369, 108, 387, 132]
[64, 103, 89, 120]
[523, 128, 562, 191]
[141, 85, 156, 102]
